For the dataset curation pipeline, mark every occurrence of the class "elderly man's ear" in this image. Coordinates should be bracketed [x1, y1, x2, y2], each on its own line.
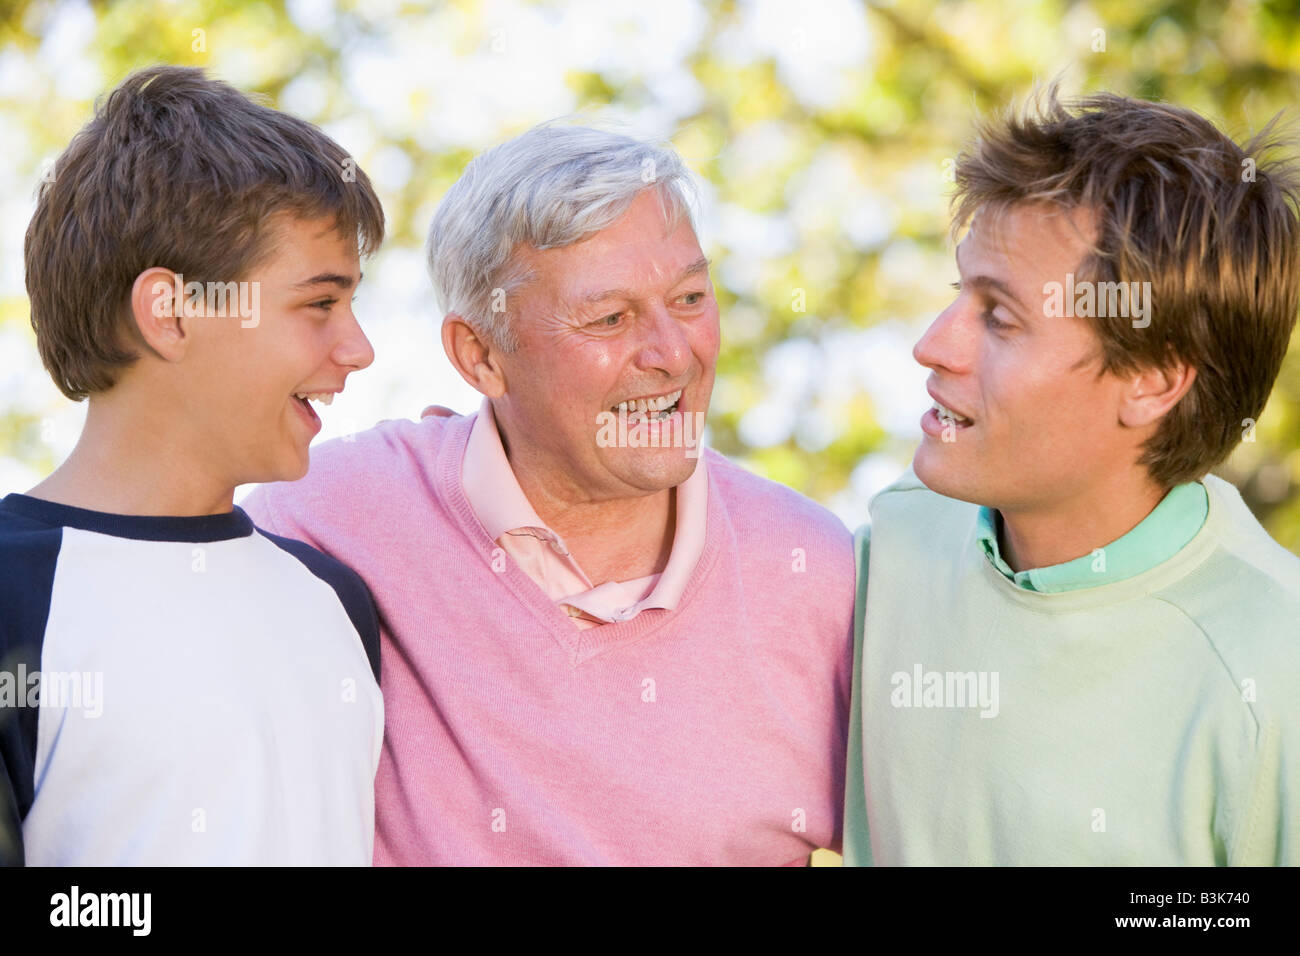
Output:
[442, 314, 508, 398]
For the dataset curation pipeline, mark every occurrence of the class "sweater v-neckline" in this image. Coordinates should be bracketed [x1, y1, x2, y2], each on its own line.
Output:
[432, 412, 726, 665]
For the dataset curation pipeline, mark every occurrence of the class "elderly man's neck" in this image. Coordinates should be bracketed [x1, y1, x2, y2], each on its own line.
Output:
[504, 449, 677, 584]
[536, 485, 676, 585]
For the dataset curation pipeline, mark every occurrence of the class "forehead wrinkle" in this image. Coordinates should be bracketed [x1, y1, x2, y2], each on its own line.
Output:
[575, 254, 711, 307]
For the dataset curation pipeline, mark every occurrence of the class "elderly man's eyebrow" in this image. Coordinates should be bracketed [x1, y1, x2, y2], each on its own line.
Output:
[293, 271, 363, 290]
[580, 256, 711, 304]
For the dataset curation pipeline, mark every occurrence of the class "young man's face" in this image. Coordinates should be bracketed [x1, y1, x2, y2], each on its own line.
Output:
[912, 202, 1145, 513]
[180, 214, 374, 485]
[490, 188, 720, 503]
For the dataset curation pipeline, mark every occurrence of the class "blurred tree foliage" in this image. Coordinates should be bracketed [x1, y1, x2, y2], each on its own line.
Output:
[2, 0, 1300, 550]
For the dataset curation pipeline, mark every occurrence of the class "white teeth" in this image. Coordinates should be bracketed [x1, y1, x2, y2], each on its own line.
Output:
[933, 401, 969, 424]
[614, 389, 683, 416]
[294, 392, 335, 406]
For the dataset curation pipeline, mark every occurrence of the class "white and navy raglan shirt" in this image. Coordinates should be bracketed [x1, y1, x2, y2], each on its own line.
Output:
[0, 494, 383, 866]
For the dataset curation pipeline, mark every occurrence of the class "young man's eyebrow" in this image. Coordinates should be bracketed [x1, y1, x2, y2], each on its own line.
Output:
[292, 271, 363, 290]
[954, 244, 1026, 309]
[580, 256, 711, 304]
[961, 275, 1027, 309]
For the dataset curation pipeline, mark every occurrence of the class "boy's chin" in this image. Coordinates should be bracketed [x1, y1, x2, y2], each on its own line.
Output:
[249, 450, 311, 485]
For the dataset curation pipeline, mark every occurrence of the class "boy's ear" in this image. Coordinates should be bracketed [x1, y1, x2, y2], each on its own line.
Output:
[1118, 357, 1197, 429]
[130, 267, 190, 362]
[441, 313, 507, 398]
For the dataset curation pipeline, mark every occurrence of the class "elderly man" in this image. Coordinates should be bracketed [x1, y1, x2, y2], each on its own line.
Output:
[242, 123, 854, 865]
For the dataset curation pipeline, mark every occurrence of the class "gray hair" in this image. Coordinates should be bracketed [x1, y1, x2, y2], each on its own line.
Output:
[426, 121, 698, 351]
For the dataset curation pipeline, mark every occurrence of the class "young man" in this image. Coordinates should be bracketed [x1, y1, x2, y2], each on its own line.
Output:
[0, 66, 386, 865]
[845, 91, 1300, 865]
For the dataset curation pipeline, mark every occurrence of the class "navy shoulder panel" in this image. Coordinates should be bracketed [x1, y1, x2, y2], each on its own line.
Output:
[0, 501, 65, 866]
[254, 528, 381, 683]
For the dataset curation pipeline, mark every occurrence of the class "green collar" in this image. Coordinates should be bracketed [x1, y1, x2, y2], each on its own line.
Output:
[976, 482, 1210, 593]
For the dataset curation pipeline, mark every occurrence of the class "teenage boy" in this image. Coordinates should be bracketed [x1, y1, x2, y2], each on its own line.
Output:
[845, 90, 1300, 865]
[0, 65, 386, 865]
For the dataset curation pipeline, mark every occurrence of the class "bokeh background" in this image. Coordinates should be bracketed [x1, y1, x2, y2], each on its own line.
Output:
[2, 0, 1299, 870]
[2, 0, 1299, 539]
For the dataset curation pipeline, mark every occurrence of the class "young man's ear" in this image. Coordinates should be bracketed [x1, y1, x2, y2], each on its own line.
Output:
[1118, 358, 1197, 428]
[129, 267, 190, 362]
[442, 314, 508, 398]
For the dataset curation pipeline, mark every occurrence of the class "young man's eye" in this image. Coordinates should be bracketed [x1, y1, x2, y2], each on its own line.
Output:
[982, 309, 1010, 331]
[310, 298, 338, 311]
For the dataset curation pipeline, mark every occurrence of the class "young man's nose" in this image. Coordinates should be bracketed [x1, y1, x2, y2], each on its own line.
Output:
[913, 301, 975, 374]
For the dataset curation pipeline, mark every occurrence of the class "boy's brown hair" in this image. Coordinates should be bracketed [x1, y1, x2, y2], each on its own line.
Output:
[952, 87, 1300, 488]
[25, 65, 385, 400]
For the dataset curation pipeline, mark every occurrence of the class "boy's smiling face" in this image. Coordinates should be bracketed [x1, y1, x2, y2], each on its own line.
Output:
[173, 214, 375, 485]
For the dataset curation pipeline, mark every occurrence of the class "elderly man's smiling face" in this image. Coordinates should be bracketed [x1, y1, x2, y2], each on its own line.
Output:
[491, 188, 720, 503]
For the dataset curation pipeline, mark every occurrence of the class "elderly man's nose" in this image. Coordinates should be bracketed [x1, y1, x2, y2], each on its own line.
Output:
[636, 306, 691, 375]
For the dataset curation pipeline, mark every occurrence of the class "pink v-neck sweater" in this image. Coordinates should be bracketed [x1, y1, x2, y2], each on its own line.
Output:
[242, 410, 855, 865]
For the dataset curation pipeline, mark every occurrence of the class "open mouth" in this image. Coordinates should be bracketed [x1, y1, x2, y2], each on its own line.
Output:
[292, 391, 335, 425]
[611, 389, 682, 426]
[932, 401, 972, 427]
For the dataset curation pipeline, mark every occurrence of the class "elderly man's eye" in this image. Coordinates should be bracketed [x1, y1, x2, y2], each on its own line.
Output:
[591, 313, 622, 328]
[680, 292, 705, 305]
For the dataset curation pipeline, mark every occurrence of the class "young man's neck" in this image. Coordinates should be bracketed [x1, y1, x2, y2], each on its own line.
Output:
[26, 394, 236, 517]
[996, 471, 1170, 574]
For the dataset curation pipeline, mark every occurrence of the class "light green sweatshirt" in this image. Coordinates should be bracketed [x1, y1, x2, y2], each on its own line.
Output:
[844, 469, 1300, 865]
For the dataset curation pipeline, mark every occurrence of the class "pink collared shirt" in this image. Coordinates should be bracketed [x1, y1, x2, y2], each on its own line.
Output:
[461, 397, 706, 628]
[242, 410, 856, 864]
